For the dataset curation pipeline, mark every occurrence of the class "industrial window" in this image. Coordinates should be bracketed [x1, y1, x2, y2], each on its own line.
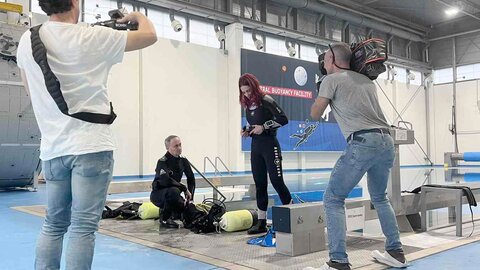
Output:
[83, 0, 119, 23]
[243, 31, 258, 51]
[433, 68, 453, 84]
[299, 44, 318, 63]
[456, 64, 480, 82]
[265, 36, 298, 58]
[395, 67, 407, 84]
[190, 19, 219, 48]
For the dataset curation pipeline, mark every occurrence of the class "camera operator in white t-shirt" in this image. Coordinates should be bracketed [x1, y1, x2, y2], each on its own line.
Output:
[16, 1, 157, 269]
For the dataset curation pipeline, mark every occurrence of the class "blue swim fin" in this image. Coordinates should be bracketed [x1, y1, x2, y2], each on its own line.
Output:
[247, 235, 265, 245]
[260, 228, 276, 247]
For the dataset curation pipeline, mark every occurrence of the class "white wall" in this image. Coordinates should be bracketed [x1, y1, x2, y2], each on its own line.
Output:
[430, 83, 453, 164]
[431, 80, 480, 165]
[395, 81, 429, 165]
[141, 38, 229, 176]
[108, 51, 140, 176]
[372, 78, 430, 166]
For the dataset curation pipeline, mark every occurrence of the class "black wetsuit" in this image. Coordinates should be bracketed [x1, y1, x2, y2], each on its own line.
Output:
[150, 152, 195, 220]
[245, 95, 292, 211]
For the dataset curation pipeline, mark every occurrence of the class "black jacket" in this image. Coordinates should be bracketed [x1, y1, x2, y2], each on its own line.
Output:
[152, 152, 195, 195]
[245, 95, 288, 137]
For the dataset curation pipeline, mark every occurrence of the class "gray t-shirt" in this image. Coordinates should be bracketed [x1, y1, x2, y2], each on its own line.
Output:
[318, 70, 389, 138]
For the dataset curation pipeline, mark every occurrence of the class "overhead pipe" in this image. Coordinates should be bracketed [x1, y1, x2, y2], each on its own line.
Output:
[130, 0, 432, 70]
[271, 0, 426, 43]
[315, 14, 325, 36]
[406, 40, 412, 59]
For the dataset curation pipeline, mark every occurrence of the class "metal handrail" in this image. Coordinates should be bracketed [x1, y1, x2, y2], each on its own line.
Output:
[214, 157, 233, 176]
[186, 158, 226, 203]
[203, 156, 221, 176]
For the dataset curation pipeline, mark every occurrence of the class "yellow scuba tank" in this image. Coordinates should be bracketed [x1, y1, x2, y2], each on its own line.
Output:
[138, 202, 160, 220]
[219, 209, 258, 232]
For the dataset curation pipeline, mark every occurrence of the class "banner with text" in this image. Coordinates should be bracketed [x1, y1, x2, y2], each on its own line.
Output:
[241, 49, 346, 151]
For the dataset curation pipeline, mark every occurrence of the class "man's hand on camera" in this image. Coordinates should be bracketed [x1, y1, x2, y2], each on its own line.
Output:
[117, 12, 141, 23]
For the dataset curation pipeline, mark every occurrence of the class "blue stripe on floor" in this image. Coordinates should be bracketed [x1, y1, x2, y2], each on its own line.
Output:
[390, 241, 480, 270]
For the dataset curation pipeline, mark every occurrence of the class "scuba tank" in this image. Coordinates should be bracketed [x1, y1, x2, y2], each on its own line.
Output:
[138, 202, 160, 220]
[219, 209, 258, 232]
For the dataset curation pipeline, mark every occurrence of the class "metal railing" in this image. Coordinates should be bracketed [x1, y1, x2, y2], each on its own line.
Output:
[203, 156, 221, 175]
[215, 156, 233, 176]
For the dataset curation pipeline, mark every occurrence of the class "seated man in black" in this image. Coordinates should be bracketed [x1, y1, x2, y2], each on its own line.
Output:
[150, 135, 195, 228]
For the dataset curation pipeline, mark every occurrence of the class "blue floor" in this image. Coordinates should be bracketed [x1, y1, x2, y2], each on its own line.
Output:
[394, 241, 480, 270]
[0, 185, 219, 270]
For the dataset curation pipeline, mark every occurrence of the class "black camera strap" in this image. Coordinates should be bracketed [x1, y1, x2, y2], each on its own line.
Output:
[30, 24, 117, 124]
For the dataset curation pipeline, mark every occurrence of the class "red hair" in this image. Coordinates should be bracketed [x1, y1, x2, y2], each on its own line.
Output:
[238, 73, 264, 108]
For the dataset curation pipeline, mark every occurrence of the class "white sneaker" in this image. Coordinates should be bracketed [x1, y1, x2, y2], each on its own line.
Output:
[303, 264, 331, 270]
[371, 250, 409, 268]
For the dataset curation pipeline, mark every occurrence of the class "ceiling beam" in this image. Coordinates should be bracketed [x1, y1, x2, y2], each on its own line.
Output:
[319, 0, 429, 33]
[363, 0, 381, 4]
[430, 28, 480, 41]
[272, 0, 426, 42]
[124, 0, 431, 70]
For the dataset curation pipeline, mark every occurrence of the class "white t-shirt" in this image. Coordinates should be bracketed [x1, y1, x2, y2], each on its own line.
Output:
[16, 21, 127, 161]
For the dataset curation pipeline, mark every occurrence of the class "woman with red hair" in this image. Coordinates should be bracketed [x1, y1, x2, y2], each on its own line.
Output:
[239, 73, 292, 234]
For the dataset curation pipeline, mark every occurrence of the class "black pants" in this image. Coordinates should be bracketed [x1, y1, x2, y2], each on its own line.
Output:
[150, 187, 185, 221]
[251, 136, 292, 211]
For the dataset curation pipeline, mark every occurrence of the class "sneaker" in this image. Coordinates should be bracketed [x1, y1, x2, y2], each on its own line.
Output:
[160, 218, 180, 229]
[371, 249, 409, 268]
[304, 261, 351, 270]
[247, 219, 267, 235]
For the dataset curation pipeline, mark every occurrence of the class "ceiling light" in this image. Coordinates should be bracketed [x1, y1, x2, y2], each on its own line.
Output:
[445, 7, 460, 16]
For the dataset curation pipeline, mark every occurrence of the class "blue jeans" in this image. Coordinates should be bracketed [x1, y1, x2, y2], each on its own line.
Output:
[324, 132, 402, 263]
[35, 151, 113, 270]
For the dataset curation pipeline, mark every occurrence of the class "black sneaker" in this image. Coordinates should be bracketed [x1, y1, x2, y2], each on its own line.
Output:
[303, 260, 351, 270]
[371, 249, 409, 268]
[160, 218, 180, 229]
[327, 260, 351, 270]
[247, 219, 267, 234]
[388, 249, 407, 263]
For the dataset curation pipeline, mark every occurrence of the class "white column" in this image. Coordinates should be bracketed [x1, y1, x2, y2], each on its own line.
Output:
[224, 23, 244, 172]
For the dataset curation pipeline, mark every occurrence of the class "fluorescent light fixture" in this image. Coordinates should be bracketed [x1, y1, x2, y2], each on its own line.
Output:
[445, 7, 460, 16]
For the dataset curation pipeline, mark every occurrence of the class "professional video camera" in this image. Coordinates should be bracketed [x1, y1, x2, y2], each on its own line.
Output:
[316, 38, 387, 92]
[318, 38, 387, 80]
[92, 9, 138, 31]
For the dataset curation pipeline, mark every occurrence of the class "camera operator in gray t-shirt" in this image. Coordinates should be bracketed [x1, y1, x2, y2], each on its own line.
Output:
[307, 43, 408, 270]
